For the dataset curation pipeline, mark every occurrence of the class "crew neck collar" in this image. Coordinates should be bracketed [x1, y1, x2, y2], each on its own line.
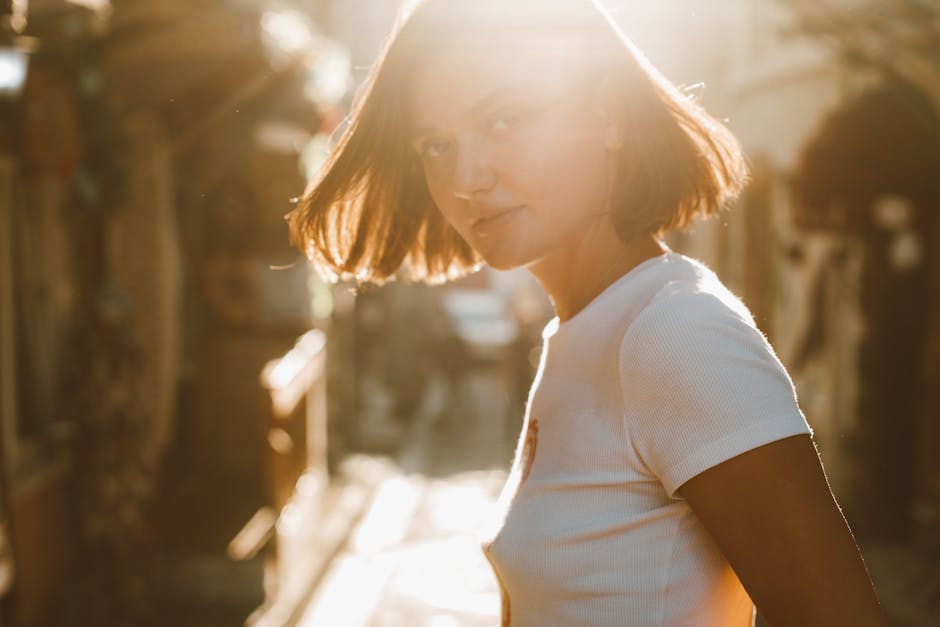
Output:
[542, 250, 677, 340]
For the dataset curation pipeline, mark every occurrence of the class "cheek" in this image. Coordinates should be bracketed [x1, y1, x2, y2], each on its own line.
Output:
[424, 174, 463, 228]
[502, 131, 610, 210]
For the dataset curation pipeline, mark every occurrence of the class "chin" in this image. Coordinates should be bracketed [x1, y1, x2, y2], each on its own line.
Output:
[475, 247, 535, 272]
[481, 257, 518, 272]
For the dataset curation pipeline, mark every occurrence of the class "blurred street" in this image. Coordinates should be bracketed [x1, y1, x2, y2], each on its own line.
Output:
[293, 373, 518, 627]
[296, 471, 504, 627]
[1, 1, 939, 626]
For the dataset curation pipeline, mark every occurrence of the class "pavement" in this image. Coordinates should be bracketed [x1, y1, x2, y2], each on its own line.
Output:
[295, 468, 506, 627]
[281, 370, 519, 627]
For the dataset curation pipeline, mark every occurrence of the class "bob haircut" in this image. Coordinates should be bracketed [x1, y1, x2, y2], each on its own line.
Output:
[288, 0, 747, 284]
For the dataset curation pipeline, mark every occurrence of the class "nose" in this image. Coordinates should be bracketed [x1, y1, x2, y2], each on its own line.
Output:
[453, 134, 496, 200]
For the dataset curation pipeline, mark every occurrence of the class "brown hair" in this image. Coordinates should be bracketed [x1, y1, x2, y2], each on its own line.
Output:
[288, 0, 747, 284]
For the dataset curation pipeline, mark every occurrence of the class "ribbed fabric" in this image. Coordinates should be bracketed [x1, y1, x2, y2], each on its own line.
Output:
[481, 251, 812, 627]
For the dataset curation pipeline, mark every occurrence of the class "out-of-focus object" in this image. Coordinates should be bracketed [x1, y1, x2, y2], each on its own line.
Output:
[872, 196, 925, 274]
[260, 1, 350, 105]
[784, 0, 939, 107]
[441, 290, 519, 361]
[239, 330, 329, 619]
[0, 419, 13, 599]
[789, 77, 939, 545]
[106, 114, 182, 456]
[0, 153, 18, 617]
[65, 0, 110, 12]
[0, 0, 38, 98]
[0, 36, 32, 96]
[0, 514, 12, 599]
[260, 2, 316, 67]
[791, 79, 940, 231]
[254, 119, 313, 155]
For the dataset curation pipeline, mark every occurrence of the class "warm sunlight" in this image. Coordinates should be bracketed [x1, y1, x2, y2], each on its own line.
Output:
[261, 4, 316, 61]
[0, 48, 27, 95]
[297, 472, 504, 626]
[3, 0, 937, 625]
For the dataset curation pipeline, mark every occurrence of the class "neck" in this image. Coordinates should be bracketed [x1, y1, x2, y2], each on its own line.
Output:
[527, 225, 669, 323]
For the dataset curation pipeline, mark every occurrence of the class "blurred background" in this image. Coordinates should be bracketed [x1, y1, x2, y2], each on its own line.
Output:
[0, 0, 938, 626]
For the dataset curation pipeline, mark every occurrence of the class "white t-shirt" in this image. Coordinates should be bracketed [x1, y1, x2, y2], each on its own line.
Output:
[481, 251, 812, 626]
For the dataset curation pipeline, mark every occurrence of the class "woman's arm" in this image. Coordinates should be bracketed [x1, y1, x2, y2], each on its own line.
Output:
[677, 434, 888, 627]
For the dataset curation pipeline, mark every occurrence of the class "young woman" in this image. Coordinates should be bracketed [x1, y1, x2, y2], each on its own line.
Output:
[288, 0, 887, 625]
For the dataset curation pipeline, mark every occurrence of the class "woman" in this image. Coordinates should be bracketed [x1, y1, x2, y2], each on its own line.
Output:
[288, 0, 887, 625]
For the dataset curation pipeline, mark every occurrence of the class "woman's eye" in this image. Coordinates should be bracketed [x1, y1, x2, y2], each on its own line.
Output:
[487, 110, 525, 134]
[419, 139, 450, 160]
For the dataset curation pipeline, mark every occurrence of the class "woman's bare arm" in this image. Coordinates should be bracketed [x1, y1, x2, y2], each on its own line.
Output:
[677, 434, 888, 626]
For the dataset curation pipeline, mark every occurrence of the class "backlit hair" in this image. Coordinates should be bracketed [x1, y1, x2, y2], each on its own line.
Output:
[288, 0, 747, 284]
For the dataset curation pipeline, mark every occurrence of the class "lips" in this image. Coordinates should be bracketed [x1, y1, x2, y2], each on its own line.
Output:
[470, 206, 524, 235]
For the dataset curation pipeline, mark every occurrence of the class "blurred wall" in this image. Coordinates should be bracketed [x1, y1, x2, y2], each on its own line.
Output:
[615, 0, 940, 551]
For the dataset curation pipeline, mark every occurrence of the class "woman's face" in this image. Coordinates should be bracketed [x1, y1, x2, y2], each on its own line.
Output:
[409, 35, 619, 271]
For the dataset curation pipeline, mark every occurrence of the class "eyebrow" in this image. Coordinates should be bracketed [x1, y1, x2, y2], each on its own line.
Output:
[409, 87, 526, 139]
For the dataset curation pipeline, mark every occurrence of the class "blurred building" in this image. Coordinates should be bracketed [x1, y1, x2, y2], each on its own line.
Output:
[614, 0, 938, 621]
[1, 0, 937, 626]
[0, 1, 340, 625]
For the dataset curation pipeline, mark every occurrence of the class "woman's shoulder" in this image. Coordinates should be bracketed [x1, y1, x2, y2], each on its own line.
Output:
[619, 256, 763, 359]
[548, 252, 757, 352]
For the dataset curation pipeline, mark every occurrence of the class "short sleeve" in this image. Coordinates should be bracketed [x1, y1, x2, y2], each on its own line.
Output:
[618, 290, 813, 497]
